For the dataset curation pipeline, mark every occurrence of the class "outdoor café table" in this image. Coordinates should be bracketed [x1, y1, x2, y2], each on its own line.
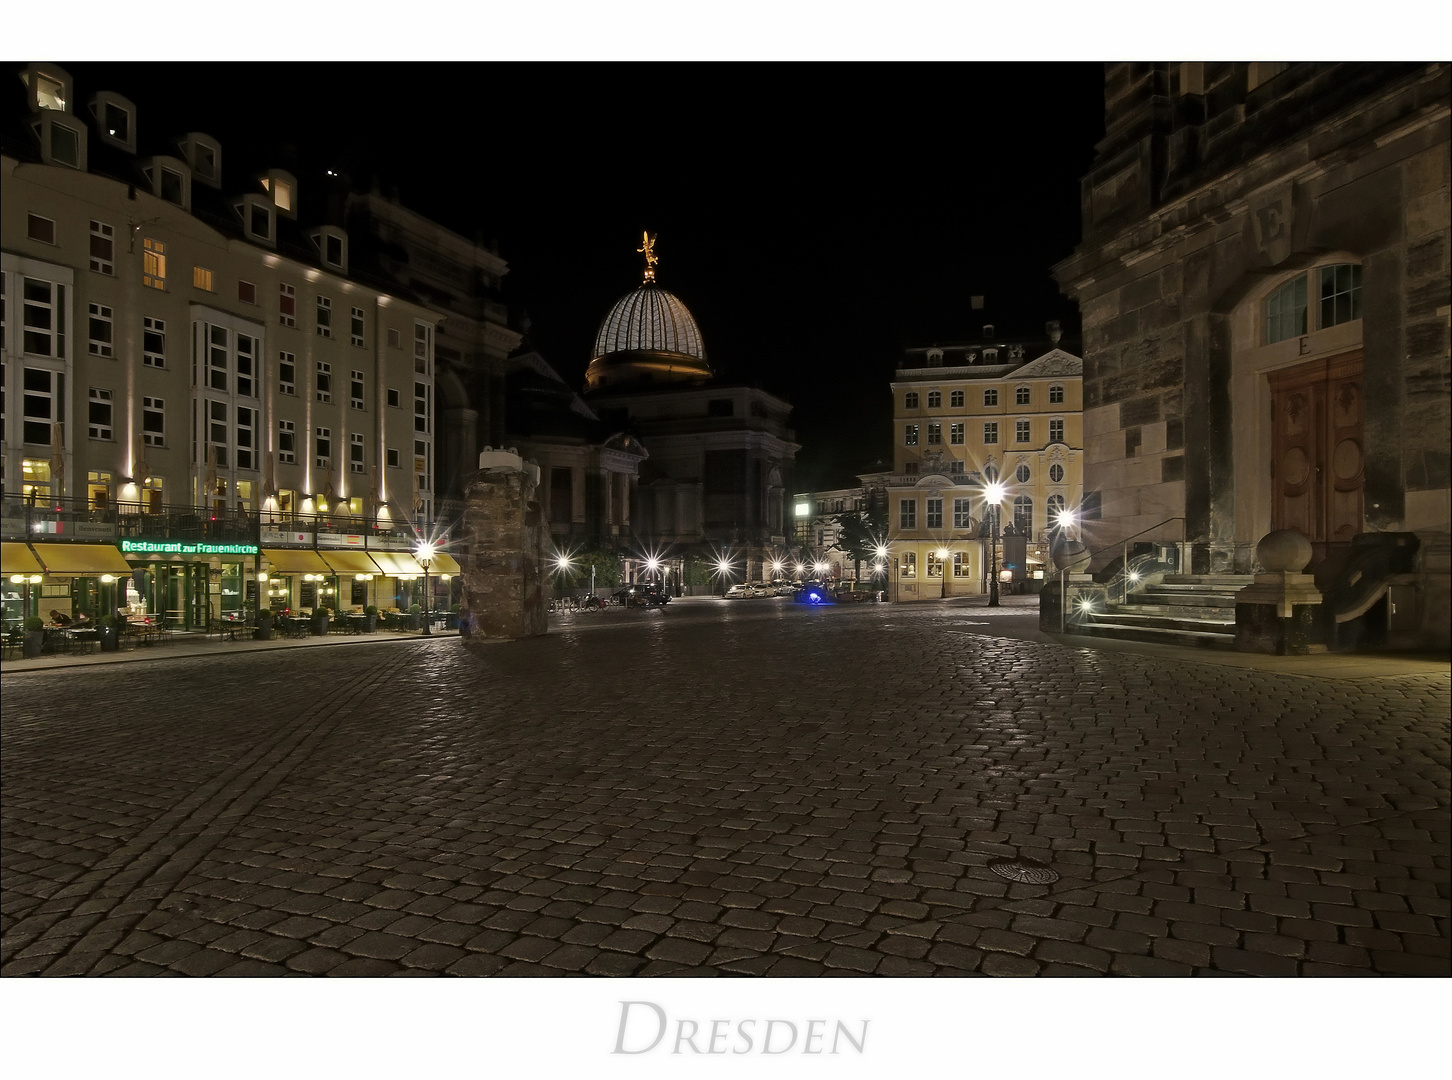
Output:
[66, 628, 100, 654]
[345, 614, 367, 634]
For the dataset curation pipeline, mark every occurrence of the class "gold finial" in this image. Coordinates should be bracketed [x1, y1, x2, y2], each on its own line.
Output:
[637, 231, 658, 283]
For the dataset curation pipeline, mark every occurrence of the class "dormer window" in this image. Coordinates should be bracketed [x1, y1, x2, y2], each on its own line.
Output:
[89, 92, 136, 153]
[20, 64, 71, 113]
[309, 228, 348, 272]
[141, 156, 190, 209]
[235, 195, 275, 247]
[178, 133, 221, 187]
[261, 170, 297, 217]
[926, 348, 943, 367]
[30, 112, 86, 170]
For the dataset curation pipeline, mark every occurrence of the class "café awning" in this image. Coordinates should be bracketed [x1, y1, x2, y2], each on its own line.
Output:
[317, 550, 383, 576]
[31, 542, 134, 575]
[2, 542, 43, 574]
[427, 552, 461, 574]
[261, 548, 331, 574]
[369, 551, 424, 576]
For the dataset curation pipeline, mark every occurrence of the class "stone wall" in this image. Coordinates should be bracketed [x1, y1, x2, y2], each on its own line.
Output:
[459, 460, 547, 642]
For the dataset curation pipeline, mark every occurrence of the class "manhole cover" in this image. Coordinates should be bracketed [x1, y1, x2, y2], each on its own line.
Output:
[987, 857, 1060, 885]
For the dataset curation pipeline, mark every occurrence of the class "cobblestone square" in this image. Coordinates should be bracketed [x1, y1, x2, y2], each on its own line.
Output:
[3, 598, 1448, 976]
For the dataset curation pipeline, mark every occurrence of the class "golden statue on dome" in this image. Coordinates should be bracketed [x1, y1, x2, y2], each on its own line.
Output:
[637, 231, 659, 283]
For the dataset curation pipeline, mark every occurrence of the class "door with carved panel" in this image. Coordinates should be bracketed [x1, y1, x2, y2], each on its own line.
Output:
[1268, 352, 1364, 543]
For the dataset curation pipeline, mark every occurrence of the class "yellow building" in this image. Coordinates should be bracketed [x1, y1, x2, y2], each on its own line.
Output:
[885, 332, 1084, 601]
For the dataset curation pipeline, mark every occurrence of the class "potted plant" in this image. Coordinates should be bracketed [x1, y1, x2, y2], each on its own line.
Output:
[407, 602, 421, 631]
[364, 605, 378, 633]
[313, 601, 331, 636]
[22, 615, 45, 658]
[99, 614, 124, 652]
[255, 608, 274, 641]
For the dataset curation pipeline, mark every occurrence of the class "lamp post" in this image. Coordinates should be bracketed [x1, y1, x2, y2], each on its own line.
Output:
[984, 479, 1005, 608]
[415, 541, 435, 636]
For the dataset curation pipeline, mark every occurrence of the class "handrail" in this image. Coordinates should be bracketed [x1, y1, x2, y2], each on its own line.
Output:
[1083, 517, 1187, 565]
[1079, 517, 1189, 606]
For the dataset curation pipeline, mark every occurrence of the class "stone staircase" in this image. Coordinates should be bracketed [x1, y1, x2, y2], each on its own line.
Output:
[1078, 574, 1253, 648]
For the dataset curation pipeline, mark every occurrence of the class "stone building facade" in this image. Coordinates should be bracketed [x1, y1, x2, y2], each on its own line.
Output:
[1054, 62, 1450, 595]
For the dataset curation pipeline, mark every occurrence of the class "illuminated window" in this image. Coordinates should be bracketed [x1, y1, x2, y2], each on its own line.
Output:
[278, 420, 296, 464]
[143, 238, 166, 290]
[89, 220, 114, 273]
[1049, 419, 1064, 444]
[193, 266, 215, 292]
[142, 396, 165, 447]
[902, 552, 916, 578]
[983, 422, 998, 444]
[950, 423, 964, 445]
[983, 388, 998, 406]
[926, 498, 943, 529]
[143, 317, 165, 368]
[316, 296, 332, 338]
[1049, 384, 1064, 404]
[271, 179, 291, 211]
[899, 499, 916, 529]
[953, 552, 968, 577]
[904, 391, 919, 409]
[904, 424, 918, 446]
[278, 351, 295, 395]
[926, 552, 942, 578]
[279, 282, 296, 327]
[950, 390, 964, 408]
[27, 214, 56, 244]
[88, 470, 113, 510]
[88, 303, 113, 357]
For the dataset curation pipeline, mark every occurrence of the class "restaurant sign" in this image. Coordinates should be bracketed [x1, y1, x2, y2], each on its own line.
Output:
[120, 540, 260, 556]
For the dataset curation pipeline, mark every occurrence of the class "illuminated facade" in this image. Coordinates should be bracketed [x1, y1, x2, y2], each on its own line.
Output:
[884, 331, 1084, 601]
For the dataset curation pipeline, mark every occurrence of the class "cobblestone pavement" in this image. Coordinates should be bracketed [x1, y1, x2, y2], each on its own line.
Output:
[2, 598, 1448, 976]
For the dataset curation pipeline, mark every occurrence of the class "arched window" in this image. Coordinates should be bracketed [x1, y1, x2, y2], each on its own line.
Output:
[1013, 495, 1033, 533]
[1266, 263, 1362, 344]
[1047, 494, 1067, 524]
[1265, 276, 1307, 344]
[1016, 464, 1031, 483]
[1318, 263, 1363, 328]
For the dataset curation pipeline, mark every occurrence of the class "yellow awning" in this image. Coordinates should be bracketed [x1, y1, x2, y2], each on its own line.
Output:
[369, 550, 424, 576]
[427, 552, 461, 574]
[30, 543, 134, 575]
[261, 548, 331, 573]
[317, 549, 384, 575]
[2, 542, 43, 574]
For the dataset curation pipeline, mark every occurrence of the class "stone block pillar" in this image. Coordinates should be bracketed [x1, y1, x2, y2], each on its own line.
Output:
[1234, 529, 1327, 655]
[460, 448, 546, 642]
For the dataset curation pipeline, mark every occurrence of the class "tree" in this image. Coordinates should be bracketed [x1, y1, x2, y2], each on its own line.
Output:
[833, 502, 889, 582]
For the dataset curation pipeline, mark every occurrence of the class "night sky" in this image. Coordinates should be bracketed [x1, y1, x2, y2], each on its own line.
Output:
[40, 60, 1107, 490]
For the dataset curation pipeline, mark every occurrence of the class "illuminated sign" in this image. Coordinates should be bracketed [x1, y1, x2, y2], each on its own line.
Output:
[119, 540, 260, 556]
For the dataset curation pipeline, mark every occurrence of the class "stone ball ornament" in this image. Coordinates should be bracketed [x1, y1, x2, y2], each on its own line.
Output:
[1256, 528, 1313, 573]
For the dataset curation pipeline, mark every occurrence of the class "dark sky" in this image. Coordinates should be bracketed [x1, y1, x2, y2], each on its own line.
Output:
[48, 61, 1107, 490]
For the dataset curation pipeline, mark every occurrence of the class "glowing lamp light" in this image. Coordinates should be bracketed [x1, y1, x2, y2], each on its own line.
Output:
[936, 548, 950, 560]
[258, 572, 269, 582]
[770, 560, 784, 576]
[1055, 508, 1078, 529]
[793, 563, 805, 577]
[984, 480, 1006, 506]
[874, 544, 888, 559]
[645, 557, 661, 574]
[717, 559, 731, 574]
[813, 561, 828, 575]
[555, 554, 572, 571]
[29, 575, 43, 584]
[11, 575, 26, 584]
[100, 575, 116, 584]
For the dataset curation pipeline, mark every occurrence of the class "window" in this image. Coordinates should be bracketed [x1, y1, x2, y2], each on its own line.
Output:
[387, 387, 401, 408]
[278, 351, 295, 395]
[1016, 386, 1031, 405]
[927, 423, 941, 445]
[316, 362, 332, 403]
[1049, 419, 1064, 444]
[950, 390, 964, 408]
[36, 115, 82, 169]
[87, 469, 113, 510]
[902, 552, 916, 578]
[350, 370, 364, 411]
[949, 460, 964, 475]
[143, 396, 165, 446]
[1265, 275, 1307, 344]
[236, 405, 255, 469]
[899, 499, 916, 529]
[1048, 494, 1067, 524]
[207, 325, 229, 392]
[904, 462, 918, 476]
[386, 447, 400, 469]
[927, 391, 941, 408]
[904, 424, 919, 446]
[316, 296, 332, 338]
[89, 220, 114, 274]
[414, 381, 429, 433]
[315, 427, 332, 469]
[927, 552, 944, 578]
[1049, 384, 1064, 404]
[904, 392, 919, 409]
[1049, 463, 1064, 483]
[926, 498, 943, 529]
[159, 166, 185, 206]
[983, 388, 998, 406]
[984, 422, 998, 444]
[249, 202, 272, 242]
[1319, 263, 1363, 329]
[278, 420, 296, 464]
[193, 266, 214, 292]
[238, 280, 256, 304]
[88, 303, 113, 357]
[953, 498, 973, 529]
[414, 322, 432, 373]
[1013, 496, 1033, 533]
[350, 307, 365, 348]
[387, 327, 401, 349]
[279, 283, 296, 327]
[1016, 420, 1031, 443]
[23, 278, 65, 358]
[953, 551, 968, 577]
[236, 334, 256, 397]
[143, 317, 165, 368]
[143, 238, 166, 290]
[1016, 464, 1031, 483]
[99, 98, 131, 145]
[950, 423, 964, 445]
[23, 367, 59, 445]
[27, 214, 56, 244]
[350, 432, 365, 473]
[207, 401, 229, 468]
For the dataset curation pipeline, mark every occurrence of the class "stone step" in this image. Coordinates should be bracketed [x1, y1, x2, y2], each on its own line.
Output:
[1090, 611, 1236, 634]
[1076, 619, 1237, 648]
[1159, 574, 1255, 587]
[1130, 591, 1240, 608]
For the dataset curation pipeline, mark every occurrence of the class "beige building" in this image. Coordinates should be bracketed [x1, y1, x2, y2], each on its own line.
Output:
[2, 63, 448, 628]
[885, 332, 1084, 601]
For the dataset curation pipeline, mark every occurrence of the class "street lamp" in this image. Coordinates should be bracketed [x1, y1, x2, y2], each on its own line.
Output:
[716, 555, 733, 597]
[983, 479, 1005, 608]
[415, 541, 435, 636]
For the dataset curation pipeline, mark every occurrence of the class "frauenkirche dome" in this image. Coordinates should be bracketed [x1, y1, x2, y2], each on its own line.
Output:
[585, 233, 713, 392]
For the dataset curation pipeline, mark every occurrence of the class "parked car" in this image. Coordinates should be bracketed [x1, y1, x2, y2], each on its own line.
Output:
[613, 584, 670, 607]
[834, 581, 881, 603]
[725, 583, 757, 599]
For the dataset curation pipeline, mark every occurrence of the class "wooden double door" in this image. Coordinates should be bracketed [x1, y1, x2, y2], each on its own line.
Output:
[1268, 352, 1364, 544]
